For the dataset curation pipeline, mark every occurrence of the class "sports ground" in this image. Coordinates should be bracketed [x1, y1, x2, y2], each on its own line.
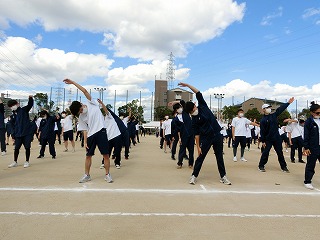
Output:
[0, 135, 319, 240]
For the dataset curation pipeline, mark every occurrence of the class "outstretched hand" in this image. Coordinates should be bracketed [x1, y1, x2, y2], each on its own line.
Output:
[178, 82, 188, 88]
[97, 99, 103, 105]
[63, 79, 74, 85]
[288, 97, 295, 104]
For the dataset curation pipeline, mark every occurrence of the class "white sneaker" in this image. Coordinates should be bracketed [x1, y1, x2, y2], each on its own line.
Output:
[189, 175, 197, 185]
[240, 157, 247, 162]
[105, 173, 113, 183]
[233, 157, 237, 162]
[23, 161, 30, 168]
[115, 165, 121, 169]
[8, 162, 18, 168]
[100, 164, 105, 169]
[304, 183, 314, 190]
[1, 151, 6, 156]
[79, 174, 91, 183]
[285, 149, 289, 153]
[220, 175, 232, 185]
[72, 148, 75, 153]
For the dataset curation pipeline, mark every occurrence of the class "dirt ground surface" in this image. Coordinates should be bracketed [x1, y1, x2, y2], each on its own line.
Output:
[0, 135, 320, 240]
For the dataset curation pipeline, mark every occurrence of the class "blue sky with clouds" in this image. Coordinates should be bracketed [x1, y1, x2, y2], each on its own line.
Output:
[0, 0, 320, 119]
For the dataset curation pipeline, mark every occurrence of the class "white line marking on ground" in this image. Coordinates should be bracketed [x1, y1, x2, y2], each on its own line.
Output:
[0, 211, 320, 218]
[0, 187, 319, 196]
[200, 185, 207, 191]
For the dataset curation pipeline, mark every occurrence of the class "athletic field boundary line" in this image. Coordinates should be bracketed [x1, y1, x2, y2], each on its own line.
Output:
[0, 187, 319, 196]
[0, 211, 320, 218]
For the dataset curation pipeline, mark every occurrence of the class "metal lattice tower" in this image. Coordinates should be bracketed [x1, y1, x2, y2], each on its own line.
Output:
[166, 52, 175, 90]
[55, 85, 63, 109]
[67, 88, 72, 106]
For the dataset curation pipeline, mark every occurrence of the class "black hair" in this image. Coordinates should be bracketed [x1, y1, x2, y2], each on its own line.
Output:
[185, 101, 195, 114]
[69, 101, 82, 116]
[310, 101, 320, 113]
[61, 111, 67, 114]
[7, 99, 18, 107]
[237, 109, 244, 113]
[39, 110, 49, 118]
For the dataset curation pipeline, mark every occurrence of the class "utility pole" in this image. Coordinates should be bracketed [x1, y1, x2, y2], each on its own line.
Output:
[126, 90, 128, 105]
[151, 92, 153, 121]
[114, 90, 116, 112]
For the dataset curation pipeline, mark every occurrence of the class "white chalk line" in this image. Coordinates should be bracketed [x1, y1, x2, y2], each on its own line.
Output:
[0, 187, 319, 196]
[0, 211, 320, 218]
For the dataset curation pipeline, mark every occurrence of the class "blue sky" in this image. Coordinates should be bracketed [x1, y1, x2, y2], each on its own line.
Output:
[0, 0, 320, 119]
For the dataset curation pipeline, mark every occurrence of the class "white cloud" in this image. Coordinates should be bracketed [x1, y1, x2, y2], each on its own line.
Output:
[0, 36, 114, 88]
[302, 8, 320, 19]
[33, 34, 42, 44]
[106, 60, 190, 86]
[0, 0, 245, 61]
[202, 79, 320, 111]
[261, 6, 283, 26]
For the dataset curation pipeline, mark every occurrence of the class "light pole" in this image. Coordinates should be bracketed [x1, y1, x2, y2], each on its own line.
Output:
[94, 87, 107, 102]
[214, 93, 225, 120]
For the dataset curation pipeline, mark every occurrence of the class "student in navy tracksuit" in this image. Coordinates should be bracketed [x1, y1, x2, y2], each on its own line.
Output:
[178, 82, 231, 185]
[0, 98, 7, 155]
[7, 96, 34, 168]
[170, 108, 180, 161]
[258, 98, 294, 172]
[169, 101, 194, 168]
[303, 102, 320, 190]
[37, 110, 57, 159]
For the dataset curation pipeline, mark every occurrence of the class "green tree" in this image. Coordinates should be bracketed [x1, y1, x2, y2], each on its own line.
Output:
[298, 108, 310, 119]
[222, 105, 239, 122]
[245, 108, 262, 122]
[118, 99, 144, 122]
[34, 93, 54, 112]
[154, 106, 173, 121]
[278, 109, 291, 126]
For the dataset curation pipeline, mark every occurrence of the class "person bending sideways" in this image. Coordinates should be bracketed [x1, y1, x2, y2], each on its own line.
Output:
[178, 82, 231, 186]
[63, 79, 113, 183]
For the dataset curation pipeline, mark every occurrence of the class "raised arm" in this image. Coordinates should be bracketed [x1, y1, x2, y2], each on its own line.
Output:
[63, 79, 91, 101]
[97, 99, 109, 115]
[178, 82, 200, 94]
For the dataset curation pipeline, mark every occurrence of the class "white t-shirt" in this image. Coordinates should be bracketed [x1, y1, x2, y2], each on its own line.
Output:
[54, 122, 58, 131]
[122, 117, 129, 128]
[231, 117, 251, 137]
[278, 127, 285, 135]
[36, 117, 42, 129]
[78, 99, 105, 137]
[162, 119, 172, 136]
[61, 115, 73, 132]
[313, 118, 320, 144]
[104, 113, 121, 141]
[246, 125, 253, 138]
[255, 126, 260, 137]
[286, 120, 302, 139]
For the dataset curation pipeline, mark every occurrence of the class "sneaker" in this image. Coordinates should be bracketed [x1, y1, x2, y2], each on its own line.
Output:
[115, 164, 121, 169]
[258, 166, 266, 172]
[189, 165, 193, 169]
[304, 183, 314, 190]
[298, 160, 306, 163]
[281, 167, 290, 173]
[189, 175, 197, 185]
[23, 161, 30, 168]
[220, 175, 232, 185]
[8, 162, 18, 168]
[79, 174, 91, 183]
[164, 150, 167, 153]
[52, 156, 56, 159]
[233, 157, 237, 162]
[105, 173, 113, 183]
[177, 165, 182, 169]
[285, 149, 289, 152]
[240, 157, 247, 162]
[1, 151, 6, 156]
[100, 164, 105, 169]
[37, 155, 44, 159]
[291, 160, 295, 163]
[72, 148, 75, 153]
[171, 156, 176, 160]
[63, 149, 68, 152]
